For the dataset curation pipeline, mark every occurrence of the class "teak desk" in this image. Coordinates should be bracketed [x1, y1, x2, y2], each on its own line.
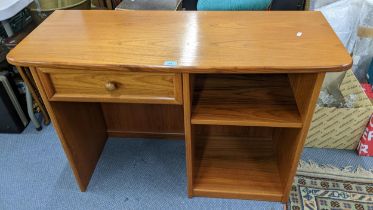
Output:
[7, 10, 351, 202]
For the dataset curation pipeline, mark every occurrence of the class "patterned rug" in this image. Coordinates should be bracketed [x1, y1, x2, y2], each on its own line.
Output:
[288, 160, 373, 210]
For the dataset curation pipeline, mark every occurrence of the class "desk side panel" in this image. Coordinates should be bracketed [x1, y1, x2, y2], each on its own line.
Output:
[31, 67, 108, 191]
[183, 73, 194, 197]
[274, 72, 325, 202]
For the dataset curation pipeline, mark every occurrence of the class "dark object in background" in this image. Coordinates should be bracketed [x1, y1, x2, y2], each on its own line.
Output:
[270, 0, 306, 10]
[183, 0, 306, 10]
[0, 9, 32, 38]
[0, 27, 7, 38]
[0, 45, 7, 64]
[116, 0, 182, 10]
[1, 7, 50, 130]
[3, 22, 36, 50]
[0, 71, 28, 133]
[183, 0, 197, 10]
[0, 8, 33, 133]
[1, 8, 34, 63]
[28, 0, 91, 24]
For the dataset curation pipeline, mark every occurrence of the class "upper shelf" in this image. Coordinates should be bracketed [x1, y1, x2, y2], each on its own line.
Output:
[191, 74, 303, 128]
[7, 10, 352, 73]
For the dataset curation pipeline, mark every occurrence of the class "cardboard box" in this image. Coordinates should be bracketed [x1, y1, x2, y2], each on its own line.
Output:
[305, 70, 373, 149]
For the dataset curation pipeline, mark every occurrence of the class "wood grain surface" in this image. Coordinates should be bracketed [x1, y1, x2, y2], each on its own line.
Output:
[101, 103, 184, 139]
[7, 10, 351, 73]
[192, 131, 283, 201]
[182, 73, 195, 197]
[191, 74, 302, 127]
[30, 67, 108, 191]
[276, 73, 325, 202]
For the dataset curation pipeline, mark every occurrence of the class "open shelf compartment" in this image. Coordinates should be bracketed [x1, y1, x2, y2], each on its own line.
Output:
[191, 74, 303, 128]
[184, 72, 325, 202]
[191, 125, 292, 201]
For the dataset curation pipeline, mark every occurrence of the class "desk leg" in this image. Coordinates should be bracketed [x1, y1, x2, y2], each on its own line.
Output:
[31, 68, 108, 191]
[183, 73, 194, 197]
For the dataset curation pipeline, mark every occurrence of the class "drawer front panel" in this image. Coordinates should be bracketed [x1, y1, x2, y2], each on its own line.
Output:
[37, 68, 182, 104]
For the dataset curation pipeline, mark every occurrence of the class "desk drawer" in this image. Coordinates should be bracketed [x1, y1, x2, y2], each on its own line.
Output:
[36, 68, 182, 104]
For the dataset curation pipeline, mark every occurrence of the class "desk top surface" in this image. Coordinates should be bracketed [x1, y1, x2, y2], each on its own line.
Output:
[7, 10, 352, 73]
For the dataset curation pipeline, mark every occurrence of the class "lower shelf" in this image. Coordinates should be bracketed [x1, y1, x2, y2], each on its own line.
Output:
[192, 133, 284, 201]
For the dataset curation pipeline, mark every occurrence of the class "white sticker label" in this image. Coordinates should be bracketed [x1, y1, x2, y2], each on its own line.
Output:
[163, 61, 177, 66]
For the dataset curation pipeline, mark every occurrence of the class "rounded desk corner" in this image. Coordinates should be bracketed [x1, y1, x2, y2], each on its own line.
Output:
[5, 51, 16, 66]
[341, 57, 354, 72]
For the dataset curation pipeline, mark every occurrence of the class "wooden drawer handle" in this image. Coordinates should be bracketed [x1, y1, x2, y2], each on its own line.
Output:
[105, 81, 117, 91]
